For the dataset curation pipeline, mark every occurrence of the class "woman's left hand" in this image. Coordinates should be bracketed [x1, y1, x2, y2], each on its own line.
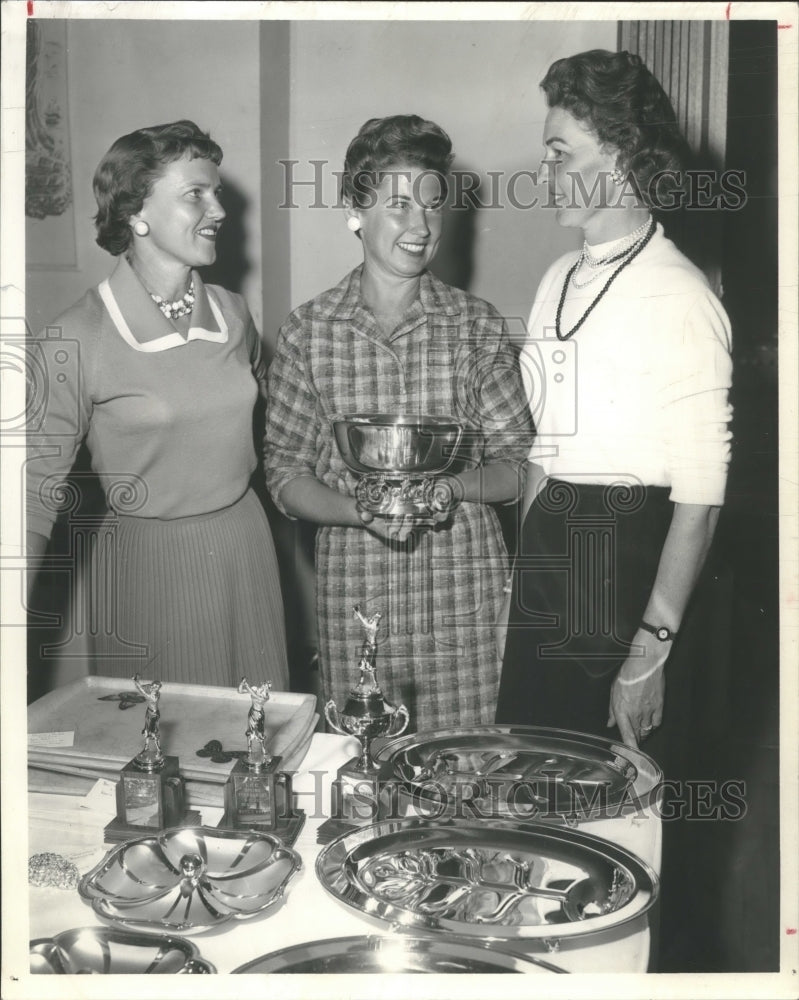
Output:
[607, 630, 669, 747]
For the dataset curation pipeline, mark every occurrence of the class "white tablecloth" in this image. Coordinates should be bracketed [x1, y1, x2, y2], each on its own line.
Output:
[27, 733, 660, 974]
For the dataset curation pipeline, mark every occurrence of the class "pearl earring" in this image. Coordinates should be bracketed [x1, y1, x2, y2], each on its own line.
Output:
[610, 168, 625, 186]
[133, 220, 150, 237]
[347, 217, 361, 232]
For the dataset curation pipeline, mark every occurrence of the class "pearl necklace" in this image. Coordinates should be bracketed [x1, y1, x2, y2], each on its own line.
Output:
[570, 216, 654, 289]
[582, 216, 653, 267]
[570, 257, 617, 289]
[149, 280, 196, 320]
[556, 218, 656, 342]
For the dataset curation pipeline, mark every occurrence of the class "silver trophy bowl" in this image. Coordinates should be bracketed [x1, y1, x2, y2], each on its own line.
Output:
[333, 414, 463, 475]
[332, 414, 464, 520]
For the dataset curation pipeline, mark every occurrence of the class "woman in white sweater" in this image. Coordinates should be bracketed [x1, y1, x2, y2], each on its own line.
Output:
[496, 50, 733, 755]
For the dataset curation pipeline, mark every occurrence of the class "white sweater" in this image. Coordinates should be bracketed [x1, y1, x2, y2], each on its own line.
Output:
[521, 224, 733, 506]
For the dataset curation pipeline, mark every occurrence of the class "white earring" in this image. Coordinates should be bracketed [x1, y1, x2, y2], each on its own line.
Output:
[347, 217, 361, 232]
[133, 220, 150, 237]
[610, 168, 625, 186]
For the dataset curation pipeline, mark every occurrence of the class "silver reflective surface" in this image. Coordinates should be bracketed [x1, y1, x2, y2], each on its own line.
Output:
[316, 818, 658, 941]
[332, 414, 463, 475]
[375, 725, 660, 818]
[78, 827, 301, 933]
[29, 927, 215, 974]
[233, 935, 566, 974]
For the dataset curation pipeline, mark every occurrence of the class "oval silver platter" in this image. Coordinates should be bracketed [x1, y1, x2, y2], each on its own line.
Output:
[30, 926, 214, 974]
[374, 725, 661, 818]
[233, 934, 566, 974]
[316, 817, 658, 942]
[78, 826, 301, 933]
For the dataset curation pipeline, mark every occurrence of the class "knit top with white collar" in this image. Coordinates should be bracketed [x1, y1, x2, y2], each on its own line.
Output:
[27, 255, 265, 537]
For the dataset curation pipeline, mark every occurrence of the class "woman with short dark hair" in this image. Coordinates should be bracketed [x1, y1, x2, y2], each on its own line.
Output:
[27, 120, 288, 688]
[265, 114, 533, 730]
[496, 50, 733, 754]
[92, 120, 223, 256]
[538, 48, 690, 202]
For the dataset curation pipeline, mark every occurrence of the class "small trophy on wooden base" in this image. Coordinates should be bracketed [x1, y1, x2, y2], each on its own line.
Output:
[104, 675, 200, 843]
[318, 607, 409, 842]
[218, 678, 305, 845]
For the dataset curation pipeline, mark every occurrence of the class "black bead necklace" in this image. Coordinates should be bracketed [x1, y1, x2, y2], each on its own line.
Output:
[555, 217, 656, 342]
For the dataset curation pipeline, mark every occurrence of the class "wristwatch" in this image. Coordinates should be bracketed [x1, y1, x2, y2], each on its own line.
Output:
[640, 620, 678, 642]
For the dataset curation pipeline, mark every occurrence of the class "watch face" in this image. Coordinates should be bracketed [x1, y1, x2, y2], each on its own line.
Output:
[656, 627, 670, 641]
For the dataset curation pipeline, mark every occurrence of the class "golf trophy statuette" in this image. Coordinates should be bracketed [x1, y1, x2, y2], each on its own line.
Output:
[319, 606, 409, 840]
[104, 674, 199, 843]
[219, 678, 305, 844]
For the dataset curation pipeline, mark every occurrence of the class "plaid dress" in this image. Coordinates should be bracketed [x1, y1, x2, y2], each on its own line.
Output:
[265, 267, 534, 730]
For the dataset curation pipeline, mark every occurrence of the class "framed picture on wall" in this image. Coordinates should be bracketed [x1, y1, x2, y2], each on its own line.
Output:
[26, 19, 77, 270]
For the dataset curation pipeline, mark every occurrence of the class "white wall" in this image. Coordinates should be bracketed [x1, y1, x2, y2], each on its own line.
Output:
[26, 19, 262, 333]
[288, 21, 617, 325]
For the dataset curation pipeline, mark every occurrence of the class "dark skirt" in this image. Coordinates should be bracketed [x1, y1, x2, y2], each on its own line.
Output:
[496, 478, 730, 781]
[91, 488, 289, 688]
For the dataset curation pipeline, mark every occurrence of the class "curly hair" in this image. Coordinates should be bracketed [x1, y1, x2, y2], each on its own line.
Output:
[93, 120, 223, 256]
[541, 50, 690, 204]
[341, 114, 454, 209]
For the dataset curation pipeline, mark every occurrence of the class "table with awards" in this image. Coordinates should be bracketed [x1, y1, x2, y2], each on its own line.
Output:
[25, 608, 663, 977]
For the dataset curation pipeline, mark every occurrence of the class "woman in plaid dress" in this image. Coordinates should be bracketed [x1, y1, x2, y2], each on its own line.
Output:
[265, 116, 533, 732]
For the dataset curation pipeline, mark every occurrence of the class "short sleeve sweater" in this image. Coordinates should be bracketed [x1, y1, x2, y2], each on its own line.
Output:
[521, 224, 733, 506]
[26, 255, 264, 537]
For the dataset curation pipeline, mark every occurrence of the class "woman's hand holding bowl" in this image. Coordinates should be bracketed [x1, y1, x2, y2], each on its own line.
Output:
[356, 505, 448, 544]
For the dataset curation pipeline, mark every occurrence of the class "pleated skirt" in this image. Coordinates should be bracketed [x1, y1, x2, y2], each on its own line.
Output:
[91, 488, 288, 688]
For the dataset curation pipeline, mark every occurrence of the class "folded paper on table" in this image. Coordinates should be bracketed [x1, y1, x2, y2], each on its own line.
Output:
[28, 676, 318, 807]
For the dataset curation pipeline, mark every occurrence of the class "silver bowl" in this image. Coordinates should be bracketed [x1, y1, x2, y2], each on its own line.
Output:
[233, 934, 566, 974]
[332, 414, 463, 476]
[30, 927, 215, 974]
[78, 826, 301, 933]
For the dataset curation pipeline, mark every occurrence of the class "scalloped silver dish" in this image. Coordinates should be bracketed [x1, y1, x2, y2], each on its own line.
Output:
[374, 725, 661, 818]
[78, 826, 300, 933]
[233, 935, 566, 974]
[30, 927, 214, 974]
[316, 817, 658, 942]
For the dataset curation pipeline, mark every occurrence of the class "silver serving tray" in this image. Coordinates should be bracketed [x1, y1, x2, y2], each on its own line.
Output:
[375, 725, 661, 818]
[78, 826, 301, 933]
[316, 817, 658, 942]
[233, 934, 566, 974]
[30, 927, 214, 974]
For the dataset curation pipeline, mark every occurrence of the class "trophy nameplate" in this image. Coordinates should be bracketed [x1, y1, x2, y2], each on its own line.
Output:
[318, 607, 409, 843]
[218, 678, 305, 845]
[104, 675, 199, 843]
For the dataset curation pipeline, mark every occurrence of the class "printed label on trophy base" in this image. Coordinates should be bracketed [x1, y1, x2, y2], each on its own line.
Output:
[219, 758, 305, 846]
[333, 763, 381, 822]
[104, 756, 201, 843]
[316, 759, 402, 844]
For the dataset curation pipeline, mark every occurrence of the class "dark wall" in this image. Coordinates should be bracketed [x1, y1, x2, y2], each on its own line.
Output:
[661, 21, 781, 974]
